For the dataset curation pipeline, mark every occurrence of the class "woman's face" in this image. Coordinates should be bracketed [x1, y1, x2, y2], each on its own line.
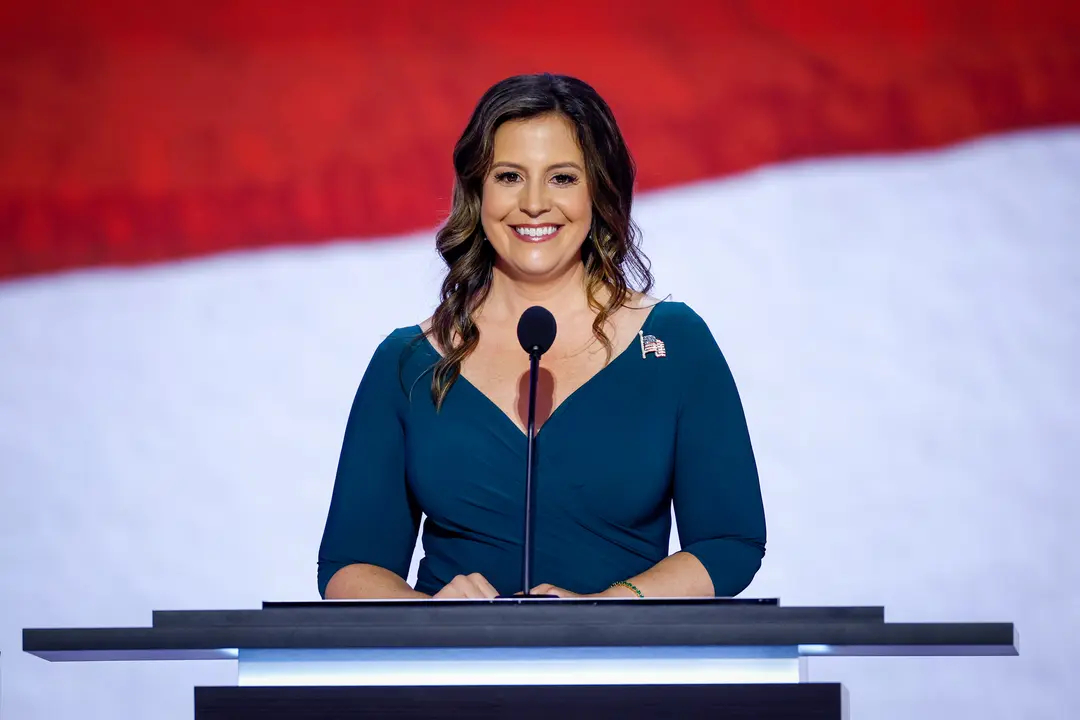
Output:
[480, 113, 593, 283]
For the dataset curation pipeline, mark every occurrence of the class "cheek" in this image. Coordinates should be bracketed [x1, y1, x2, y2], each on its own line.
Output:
[481, 184, 515, 220]
[558, 187, 593, 225]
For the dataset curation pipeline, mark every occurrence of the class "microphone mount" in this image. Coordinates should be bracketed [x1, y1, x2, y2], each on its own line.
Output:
[513, 306, 557, 598]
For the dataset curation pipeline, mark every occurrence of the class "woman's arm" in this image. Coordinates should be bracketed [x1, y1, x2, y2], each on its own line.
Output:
[327, 564, 502, 600]
[324, 563, 428, 600]
[598, 551, 714, 598]
[317, 329, 501, 601]
[317, 333, 422, 599]
[667, 309, 766, 596]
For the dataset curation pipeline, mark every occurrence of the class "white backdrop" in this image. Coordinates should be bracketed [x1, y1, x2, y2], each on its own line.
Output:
[1, 127, 1078, 718]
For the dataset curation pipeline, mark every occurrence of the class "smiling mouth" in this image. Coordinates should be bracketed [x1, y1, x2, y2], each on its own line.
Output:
[510, 224, 562, 243]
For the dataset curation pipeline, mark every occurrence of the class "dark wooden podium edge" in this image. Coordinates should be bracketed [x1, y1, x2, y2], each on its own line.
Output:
[194, 683, 848, 720]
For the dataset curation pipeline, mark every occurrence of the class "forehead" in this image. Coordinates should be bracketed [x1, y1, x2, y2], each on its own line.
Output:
[492, 113, 584, 163]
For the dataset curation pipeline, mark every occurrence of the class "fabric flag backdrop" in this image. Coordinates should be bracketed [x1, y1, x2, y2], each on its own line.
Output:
[2, 1, 1079, 718]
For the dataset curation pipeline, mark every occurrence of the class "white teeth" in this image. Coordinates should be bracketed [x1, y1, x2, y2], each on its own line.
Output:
[515, 226, 558, 238]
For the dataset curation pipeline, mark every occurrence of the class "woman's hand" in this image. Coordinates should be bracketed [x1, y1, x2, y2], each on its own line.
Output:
[528, 583, 639, 599]
[432, 573, 499, 599]
[528, 584, 585, 598]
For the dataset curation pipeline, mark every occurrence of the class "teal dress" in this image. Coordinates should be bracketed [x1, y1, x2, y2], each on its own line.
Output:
[318, 301, 766, 598]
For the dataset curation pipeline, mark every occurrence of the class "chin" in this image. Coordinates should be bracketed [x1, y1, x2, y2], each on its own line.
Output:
[504, 261, 565, 280]
[503, 245, 577, 279]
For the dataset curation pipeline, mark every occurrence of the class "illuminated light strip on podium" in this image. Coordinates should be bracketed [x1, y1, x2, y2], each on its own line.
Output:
[236, 646, 803, 686]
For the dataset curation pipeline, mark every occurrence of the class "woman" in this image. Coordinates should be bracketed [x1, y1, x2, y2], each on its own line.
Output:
[318, 74, 765, 600]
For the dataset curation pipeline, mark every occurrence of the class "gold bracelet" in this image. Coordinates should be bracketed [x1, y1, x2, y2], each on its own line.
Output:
[610, 580, 644, 598]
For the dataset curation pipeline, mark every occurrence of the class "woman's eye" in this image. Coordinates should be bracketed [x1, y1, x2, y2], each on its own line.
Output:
[552, 173, 578, 186]
[494, 171, 521, 184]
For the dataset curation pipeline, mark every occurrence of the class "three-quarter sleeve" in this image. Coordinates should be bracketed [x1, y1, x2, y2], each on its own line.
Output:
[317, 333, 421, 598]
[672, 310, 766, 597]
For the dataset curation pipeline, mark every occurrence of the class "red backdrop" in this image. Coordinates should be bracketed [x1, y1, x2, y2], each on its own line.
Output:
[2, 0, 1079, 278]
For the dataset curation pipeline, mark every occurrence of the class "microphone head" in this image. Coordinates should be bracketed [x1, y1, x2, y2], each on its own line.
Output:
[517, 306, 557, 356]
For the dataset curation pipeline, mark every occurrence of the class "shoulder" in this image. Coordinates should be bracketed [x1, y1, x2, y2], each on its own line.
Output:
[649, 300, 716, 341]
[365, 325, 429, 373]
[353, 325, 433, 406]
[383, 324, 426, 347]
[640, 303, 748, 416]
[646, 300, 731, 375]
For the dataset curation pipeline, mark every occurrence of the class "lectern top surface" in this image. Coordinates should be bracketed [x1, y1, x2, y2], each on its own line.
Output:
[22, 600, 1016, 661]
[262, 597, 780, 609]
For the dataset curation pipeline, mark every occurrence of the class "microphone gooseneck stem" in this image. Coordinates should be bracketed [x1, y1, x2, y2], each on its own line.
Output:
[522, 349, 540, 595]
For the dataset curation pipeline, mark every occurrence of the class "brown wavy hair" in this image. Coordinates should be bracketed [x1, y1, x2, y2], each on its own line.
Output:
[428, 73, 653, 409]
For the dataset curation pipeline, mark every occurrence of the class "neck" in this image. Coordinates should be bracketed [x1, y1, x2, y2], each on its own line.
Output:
[482, 262, 595, 324]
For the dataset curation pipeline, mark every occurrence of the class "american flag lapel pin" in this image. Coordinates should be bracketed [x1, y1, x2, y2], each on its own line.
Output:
[639, 330, 667, 358]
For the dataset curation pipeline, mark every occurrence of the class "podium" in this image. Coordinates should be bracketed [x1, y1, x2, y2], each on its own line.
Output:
[23, 598, 1017, 719]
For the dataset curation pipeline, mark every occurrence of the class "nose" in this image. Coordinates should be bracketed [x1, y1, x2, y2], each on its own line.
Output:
[520, 178, 549, 218]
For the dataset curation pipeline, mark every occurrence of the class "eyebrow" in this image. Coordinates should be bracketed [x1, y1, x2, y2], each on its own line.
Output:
[491, 161, 585, 172]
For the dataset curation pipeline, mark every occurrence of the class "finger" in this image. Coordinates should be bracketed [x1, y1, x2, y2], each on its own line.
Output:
[467, 572, 499, 598]
[444, 574, 480, 599]
[432, 575, 468, 599]
[532, 584, 576, 598]
[432, 585, 462, 599]
[454, 575, 486, 599]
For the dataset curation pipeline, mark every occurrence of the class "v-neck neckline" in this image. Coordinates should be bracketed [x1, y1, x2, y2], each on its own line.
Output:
[416, 301, 665, 441]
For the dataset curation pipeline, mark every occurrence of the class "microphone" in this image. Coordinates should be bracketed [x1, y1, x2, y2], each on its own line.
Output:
[517, 305, 557, 356]
[516, 306, 557, 597]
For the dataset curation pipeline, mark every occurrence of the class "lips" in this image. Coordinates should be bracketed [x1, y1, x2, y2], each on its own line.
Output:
[510, 225, 562, 243]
